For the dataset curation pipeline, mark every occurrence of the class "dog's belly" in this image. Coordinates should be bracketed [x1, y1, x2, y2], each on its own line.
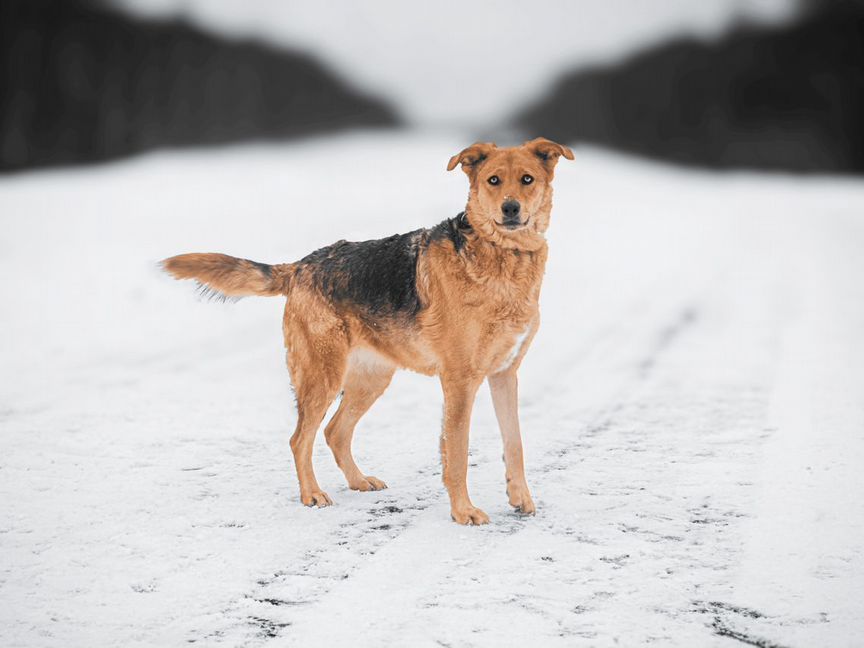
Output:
[350, 333, 439, 376]
[349, 311, 536, 378]
[347, 346, 397, 373]
[388, 340, 439, 375]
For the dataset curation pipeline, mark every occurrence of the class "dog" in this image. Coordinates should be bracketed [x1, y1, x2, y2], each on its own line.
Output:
[162, 137, 573, 525]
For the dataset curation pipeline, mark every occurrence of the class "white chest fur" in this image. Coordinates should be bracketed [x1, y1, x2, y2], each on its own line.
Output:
[494, 325, 533, 374]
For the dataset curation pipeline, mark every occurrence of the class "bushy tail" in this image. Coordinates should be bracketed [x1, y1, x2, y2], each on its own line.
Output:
[161, 253, 292, 299]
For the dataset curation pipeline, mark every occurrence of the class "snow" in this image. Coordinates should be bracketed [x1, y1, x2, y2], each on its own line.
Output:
[2, 132, 864, 646]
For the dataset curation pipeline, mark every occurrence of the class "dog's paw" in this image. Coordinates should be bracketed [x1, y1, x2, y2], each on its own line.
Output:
[349, 476, 388, 492]
[301, 490, 333, 507]
[507, 484, 536, 515]
[450, 504, 490, 526]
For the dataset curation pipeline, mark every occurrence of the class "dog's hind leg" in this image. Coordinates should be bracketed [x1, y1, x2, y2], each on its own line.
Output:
[324, 354, 394, 492]
[285, 320, 348, 508]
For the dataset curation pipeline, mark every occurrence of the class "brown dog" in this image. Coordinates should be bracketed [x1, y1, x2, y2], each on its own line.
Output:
[163, 137, 573, 524]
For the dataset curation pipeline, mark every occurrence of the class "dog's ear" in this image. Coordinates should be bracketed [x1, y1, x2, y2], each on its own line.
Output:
[524, 137, 574, 168]
[447, 142, 497, 173]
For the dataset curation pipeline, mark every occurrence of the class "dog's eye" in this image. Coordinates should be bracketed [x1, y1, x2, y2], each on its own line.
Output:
[521, 174, 534, 185]
[487, 176, 500, 185]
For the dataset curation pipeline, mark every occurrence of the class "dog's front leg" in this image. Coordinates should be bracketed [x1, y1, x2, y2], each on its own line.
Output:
[439, 374, 489, 525]
[488, 369, 536, 515]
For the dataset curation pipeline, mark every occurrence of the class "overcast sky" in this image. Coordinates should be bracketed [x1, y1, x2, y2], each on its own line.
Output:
[114, 0, 799, 127]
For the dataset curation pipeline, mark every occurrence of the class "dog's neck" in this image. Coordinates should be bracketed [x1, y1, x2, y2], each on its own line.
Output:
[454, 212, 548, 295]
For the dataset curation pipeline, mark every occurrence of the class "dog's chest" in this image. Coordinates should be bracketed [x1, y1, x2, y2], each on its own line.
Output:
[493, 323, 534, 373]
[465, 252, 542, 370]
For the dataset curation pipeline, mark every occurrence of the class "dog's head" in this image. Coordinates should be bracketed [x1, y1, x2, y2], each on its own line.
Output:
[447, 137, 573, 250]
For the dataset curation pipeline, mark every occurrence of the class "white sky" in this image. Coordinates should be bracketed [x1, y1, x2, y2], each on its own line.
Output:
[114, 0, 799, 127]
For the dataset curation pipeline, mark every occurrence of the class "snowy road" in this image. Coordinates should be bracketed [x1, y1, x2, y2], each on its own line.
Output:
[2, 133, 863, 647]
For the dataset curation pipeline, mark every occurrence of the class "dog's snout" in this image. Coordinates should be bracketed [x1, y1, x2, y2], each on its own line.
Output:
[501, 200, 521, 222]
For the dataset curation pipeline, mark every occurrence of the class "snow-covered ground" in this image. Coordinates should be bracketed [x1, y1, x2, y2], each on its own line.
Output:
[1, 132, 863, 647]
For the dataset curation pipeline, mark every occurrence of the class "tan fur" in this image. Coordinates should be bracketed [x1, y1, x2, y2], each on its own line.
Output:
[163, 138, 573, 524]
[161, 253, 293, 297]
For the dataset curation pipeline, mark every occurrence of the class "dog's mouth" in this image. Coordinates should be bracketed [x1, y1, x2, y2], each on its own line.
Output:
[493, 215, 531, 231]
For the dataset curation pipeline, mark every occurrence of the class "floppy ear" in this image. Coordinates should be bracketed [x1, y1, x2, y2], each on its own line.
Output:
[524, 137, 574, 167]
[447, 142, 497, 173]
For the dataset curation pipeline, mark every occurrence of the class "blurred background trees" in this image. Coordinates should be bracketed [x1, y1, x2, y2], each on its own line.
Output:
[1, 0, 862, 173]
[0, 0, 399, 171]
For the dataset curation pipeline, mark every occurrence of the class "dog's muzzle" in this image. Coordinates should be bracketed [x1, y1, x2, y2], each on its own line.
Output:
[500, 200, 523, 229]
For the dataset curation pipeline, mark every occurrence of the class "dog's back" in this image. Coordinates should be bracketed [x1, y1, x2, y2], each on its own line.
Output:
[163, 213, 471, 316]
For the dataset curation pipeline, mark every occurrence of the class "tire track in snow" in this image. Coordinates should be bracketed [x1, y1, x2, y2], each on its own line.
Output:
[227, 296, 727, 645]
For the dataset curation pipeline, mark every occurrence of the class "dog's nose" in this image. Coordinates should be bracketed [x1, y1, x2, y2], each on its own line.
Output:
[501, 200, 521, 222]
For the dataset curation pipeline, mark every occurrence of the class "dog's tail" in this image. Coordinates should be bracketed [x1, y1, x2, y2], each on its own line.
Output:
[161, 253, 293, 299]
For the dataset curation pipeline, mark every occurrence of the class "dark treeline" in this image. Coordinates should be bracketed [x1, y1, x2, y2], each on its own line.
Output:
[0, 0, 400, 172]
[514, 1, 864, 173]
